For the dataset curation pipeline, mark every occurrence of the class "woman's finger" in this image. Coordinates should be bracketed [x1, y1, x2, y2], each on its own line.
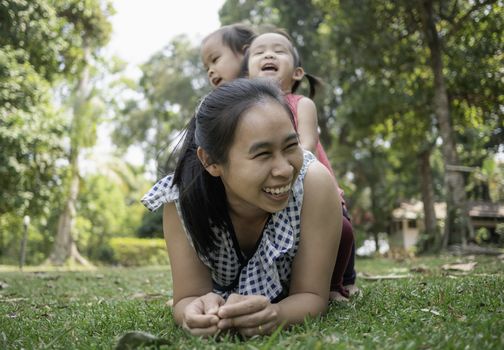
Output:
[217, 303, 279, 332]
[218, 295, 268, 319]
[202, 293, 225, 315]
[184, 312, 219, 329]
[238, 319, 279, 337]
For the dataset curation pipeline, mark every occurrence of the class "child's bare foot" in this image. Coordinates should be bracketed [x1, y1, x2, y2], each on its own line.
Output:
[329, 291, 349, 302]
[344, 284, 361, 297]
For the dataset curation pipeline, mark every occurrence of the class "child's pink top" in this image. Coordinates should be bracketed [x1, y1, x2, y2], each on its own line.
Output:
[285, 93, 346, 205]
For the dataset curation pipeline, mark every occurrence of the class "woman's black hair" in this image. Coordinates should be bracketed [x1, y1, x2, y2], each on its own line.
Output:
[203, 23, 256, 57]
[172, 78, 294, 259]
[242, 26, 323, 99]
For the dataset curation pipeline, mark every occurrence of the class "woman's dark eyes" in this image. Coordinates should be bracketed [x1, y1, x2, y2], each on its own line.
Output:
[285, 142, 299, 150]
[254, 144, 298, 158]
[254, 151, 270, 158]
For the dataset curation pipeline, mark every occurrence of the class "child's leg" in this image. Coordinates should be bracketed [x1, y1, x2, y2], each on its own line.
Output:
[330, 215, 354, 299]
[343, 242, 356, 286]
[341, 207, 359, 296]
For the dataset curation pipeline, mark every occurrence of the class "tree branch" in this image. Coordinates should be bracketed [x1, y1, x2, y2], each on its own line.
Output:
[446, 0, 498, 38]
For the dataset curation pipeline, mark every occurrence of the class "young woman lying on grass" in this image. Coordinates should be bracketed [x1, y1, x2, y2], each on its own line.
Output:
[142, 78, 343, 337]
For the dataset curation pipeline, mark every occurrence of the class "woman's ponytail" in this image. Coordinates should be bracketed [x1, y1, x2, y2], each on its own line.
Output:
[172, 116, 223, 257]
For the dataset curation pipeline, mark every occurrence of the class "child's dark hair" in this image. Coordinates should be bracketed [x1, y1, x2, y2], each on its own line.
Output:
[243, 26, 323, 99]
[203, 23, 256, 56]
[172, 78, 294, 258]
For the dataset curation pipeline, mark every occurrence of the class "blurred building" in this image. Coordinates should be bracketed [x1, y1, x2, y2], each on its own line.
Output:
[389, 201, 504, 249]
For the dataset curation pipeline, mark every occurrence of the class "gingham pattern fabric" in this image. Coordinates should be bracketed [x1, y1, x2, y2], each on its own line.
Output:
[141, 151, 316, 301]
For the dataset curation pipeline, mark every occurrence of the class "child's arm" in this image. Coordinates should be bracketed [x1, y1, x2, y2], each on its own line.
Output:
[296, 97, 319, 154]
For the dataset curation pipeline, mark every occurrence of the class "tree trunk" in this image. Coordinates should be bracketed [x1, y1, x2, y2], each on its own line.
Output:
[369, 182, 381, 255]
[418, 0, 470, 249]
[418, 148, 439, 251]
[48, 47, 91, 266]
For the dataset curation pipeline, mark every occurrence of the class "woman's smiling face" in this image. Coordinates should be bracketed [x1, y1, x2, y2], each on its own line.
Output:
[215, 98, 303, 215]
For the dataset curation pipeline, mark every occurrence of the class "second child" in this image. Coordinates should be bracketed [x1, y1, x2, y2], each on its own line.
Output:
[201, 23, 256, 88]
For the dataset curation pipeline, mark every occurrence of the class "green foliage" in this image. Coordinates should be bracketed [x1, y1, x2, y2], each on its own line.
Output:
[109, 237, 168, 266]
[0, 47, 66, 218]
[137, 209, 163, 239]
[0, 213, 50, 265]
[76, 174, 144, 259]
[112, 35, 208, 173]
[0, 0, 66, 81]
[0, 0, 121, 265]
[0, 0, 114, 81]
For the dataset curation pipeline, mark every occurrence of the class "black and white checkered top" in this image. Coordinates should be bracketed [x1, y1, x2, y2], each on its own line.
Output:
[141, 151, 316, 302]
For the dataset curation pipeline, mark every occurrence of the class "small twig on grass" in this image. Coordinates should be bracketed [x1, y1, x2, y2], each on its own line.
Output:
[441, 262, 477, 272]
[360, 273, 413, 281]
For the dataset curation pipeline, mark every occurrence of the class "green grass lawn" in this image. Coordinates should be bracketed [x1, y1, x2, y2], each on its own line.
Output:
[1, 255, 503, 349]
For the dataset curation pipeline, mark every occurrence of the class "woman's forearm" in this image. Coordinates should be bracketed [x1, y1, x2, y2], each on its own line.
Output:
[276, 292, 328, 327]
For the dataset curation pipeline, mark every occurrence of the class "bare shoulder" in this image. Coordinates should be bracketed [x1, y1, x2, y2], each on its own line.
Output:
[296, 96, 317, 114]
[304, 160, 338, 200]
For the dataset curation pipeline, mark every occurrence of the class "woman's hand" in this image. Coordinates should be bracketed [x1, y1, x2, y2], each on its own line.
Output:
[217, 294, 282, 337]
[181, 292, 225, 337]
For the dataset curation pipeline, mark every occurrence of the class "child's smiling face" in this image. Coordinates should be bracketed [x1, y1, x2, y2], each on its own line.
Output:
[247, 33, 304, 93]
[201, 33, 244, 88]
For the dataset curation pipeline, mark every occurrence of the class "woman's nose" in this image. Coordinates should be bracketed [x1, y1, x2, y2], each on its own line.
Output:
[271, 156, 293, 178]
[207, 67, 214, 78]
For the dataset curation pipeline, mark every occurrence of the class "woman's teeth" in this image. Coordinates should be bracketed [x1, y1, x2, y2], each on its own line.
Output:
[263, 185, 291, 195]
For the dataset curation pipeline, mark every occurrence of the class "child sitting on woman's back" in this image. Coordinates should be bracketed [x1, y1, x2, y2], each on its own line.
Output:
[200, 23, 256, 88]
[200, 24, 358, 301]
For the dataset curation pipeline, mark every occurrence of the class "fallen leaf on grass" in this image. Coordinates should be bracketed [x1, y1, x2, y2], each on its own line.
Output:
[165, 298, 173, 307]
[360, 273, 413, 281]
[441, 262, 477, 272]
[0, 281, 8, 289]
[410, 265, 429, 273]
[115, 331, 171, 350]
[497, 254, 504, 261]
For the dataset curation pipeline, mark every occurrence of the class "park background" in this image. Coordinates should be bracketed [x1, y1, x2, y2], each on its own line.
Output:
[1, 0, 502, 267]
[1, 1, 503, 349]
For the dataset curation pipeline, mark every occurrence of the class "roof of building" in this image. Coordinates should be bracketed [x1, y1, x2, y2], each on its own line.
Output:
[392, 200, 504, 220]
[468, 201, 504, 218]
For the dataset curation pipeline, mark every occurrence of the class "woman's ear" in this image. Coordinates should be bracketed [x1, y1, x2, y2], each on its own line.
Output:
[292, 67, 305, 82]
[197, 146, 221, 177]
